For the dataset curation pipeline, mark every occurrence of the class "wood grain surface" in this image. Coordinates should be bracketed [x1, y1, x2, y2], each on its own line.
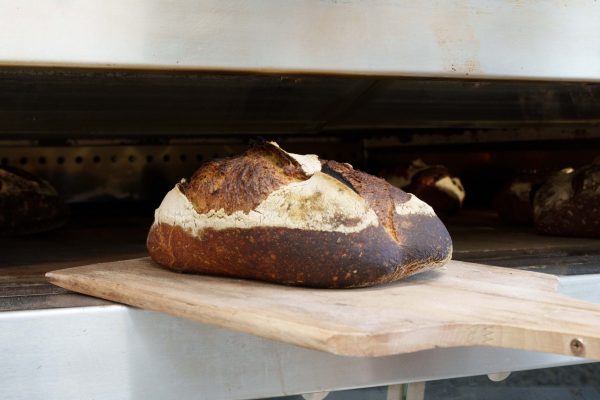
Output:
[46, 258, 600, 359]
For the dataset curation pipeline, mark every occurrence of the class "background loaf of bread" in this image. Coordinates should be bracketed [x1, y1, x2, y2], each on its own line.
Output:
[534, 159, 600, 237]
[0, 165, 67, 235]
[382, 159, 465, 215]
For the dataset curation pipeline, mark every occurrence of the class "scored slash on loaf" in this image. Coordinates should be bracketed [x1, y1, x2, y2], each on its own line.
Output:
[147, 142, 452, 288]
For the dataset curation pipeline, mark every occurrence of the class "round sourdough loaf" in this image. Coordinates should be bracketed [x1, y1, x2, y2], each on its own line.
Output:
[495, 171, 547, 225]
[382, 159, 465, 215]
[0, 165, 67, 235]
[534, 159, 600, 237]
[147, 142, 452, 288]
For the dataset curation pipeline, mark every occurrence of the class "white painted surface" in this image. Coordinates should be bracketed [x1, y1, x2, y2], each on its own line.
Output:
[0, 0, 599, 80]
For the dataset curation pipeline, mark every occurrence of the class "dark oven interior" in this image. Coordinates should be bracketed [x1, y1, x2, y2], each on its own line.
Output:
[1, 67, 600, 311]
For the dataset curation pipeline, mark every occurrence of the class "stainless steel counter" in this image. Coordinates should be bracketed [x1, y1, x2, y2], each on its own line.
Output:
[1, 303, 596, 400]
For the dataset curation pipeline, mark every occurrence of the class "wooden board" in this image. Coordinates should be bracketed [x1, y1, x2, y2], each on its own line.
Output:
[46, 258, 600, 359]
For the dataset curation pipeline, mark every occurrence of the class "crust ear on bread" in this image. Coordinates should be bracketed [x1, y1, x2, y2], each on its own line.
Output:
[147, 142, 452, 288]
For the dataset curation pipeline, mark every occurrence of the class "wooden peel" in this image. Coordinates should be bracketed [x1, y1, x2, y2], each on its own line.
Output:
[46, 258, 600, 359]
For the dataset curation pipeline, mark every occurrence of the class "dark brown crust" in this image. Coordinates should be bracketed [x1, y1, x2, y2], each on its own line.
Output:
[0, 167, 68, 235]
[323, 160, 410, 242]
[0, 165, 48, 186]
[180, 144, 307, 215]
[534, 163, 600, 237]
[147, 220, 451, 289]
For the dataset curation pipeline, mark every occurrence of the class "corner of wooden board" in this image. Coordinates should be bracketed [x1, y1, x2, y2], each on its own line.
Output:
[45, 268, 72, 287]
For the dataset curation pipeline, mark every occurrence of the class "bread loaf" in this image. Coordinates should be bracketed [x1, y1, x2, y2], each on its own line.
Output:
[147, 143, 452, 288]
[495, 171, 547, 225]
[383, 159, 465, 215]
[0, 165, 67, 235]
[534, 160, 600, 237]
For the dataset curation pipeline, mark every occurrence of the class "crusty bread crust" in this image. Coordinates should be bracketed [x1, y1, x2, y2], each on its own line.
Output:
[147, 214, 449, 288]
[0, 166, 67, 235]
[323, 160, 409, 241]
[382, 160, 465, 215]
[181, 143, 309, 215]
[147, 143, 452, 288]
[534, 161, 600, 237]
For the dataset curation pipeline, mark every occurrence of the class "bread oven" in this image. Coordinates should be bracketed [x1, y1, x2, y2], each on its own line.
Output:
[2, 2, 600, 399]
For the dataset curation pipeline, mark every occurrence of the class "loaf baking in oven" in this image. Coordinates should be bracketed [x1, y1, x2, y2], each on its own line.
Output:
[0, 165, 67, 235]
[534, 159, 600, 237]
[147, 142, 452, 288]
[495, 171, 547, 225]
[383, 159, 465, 215]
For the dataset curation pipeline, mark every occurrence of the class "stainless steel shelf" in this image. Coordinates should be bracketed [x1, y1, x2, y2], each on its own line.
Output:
[0, 305, 595, 400]
[0, 0, 599, 81]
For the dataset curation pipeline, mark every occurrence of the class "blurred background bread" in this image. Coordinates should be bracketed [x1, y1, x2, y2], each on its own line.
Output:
[0, 165, 67, 235]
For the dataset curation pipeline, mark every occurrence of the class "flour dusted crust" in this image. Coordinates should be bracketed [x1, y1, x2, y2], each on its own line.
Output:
[155, 174, 379, 234]
[0, 166, 67, 235]
[147, 143, 452, 288]
[534, 161, 600, 237]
